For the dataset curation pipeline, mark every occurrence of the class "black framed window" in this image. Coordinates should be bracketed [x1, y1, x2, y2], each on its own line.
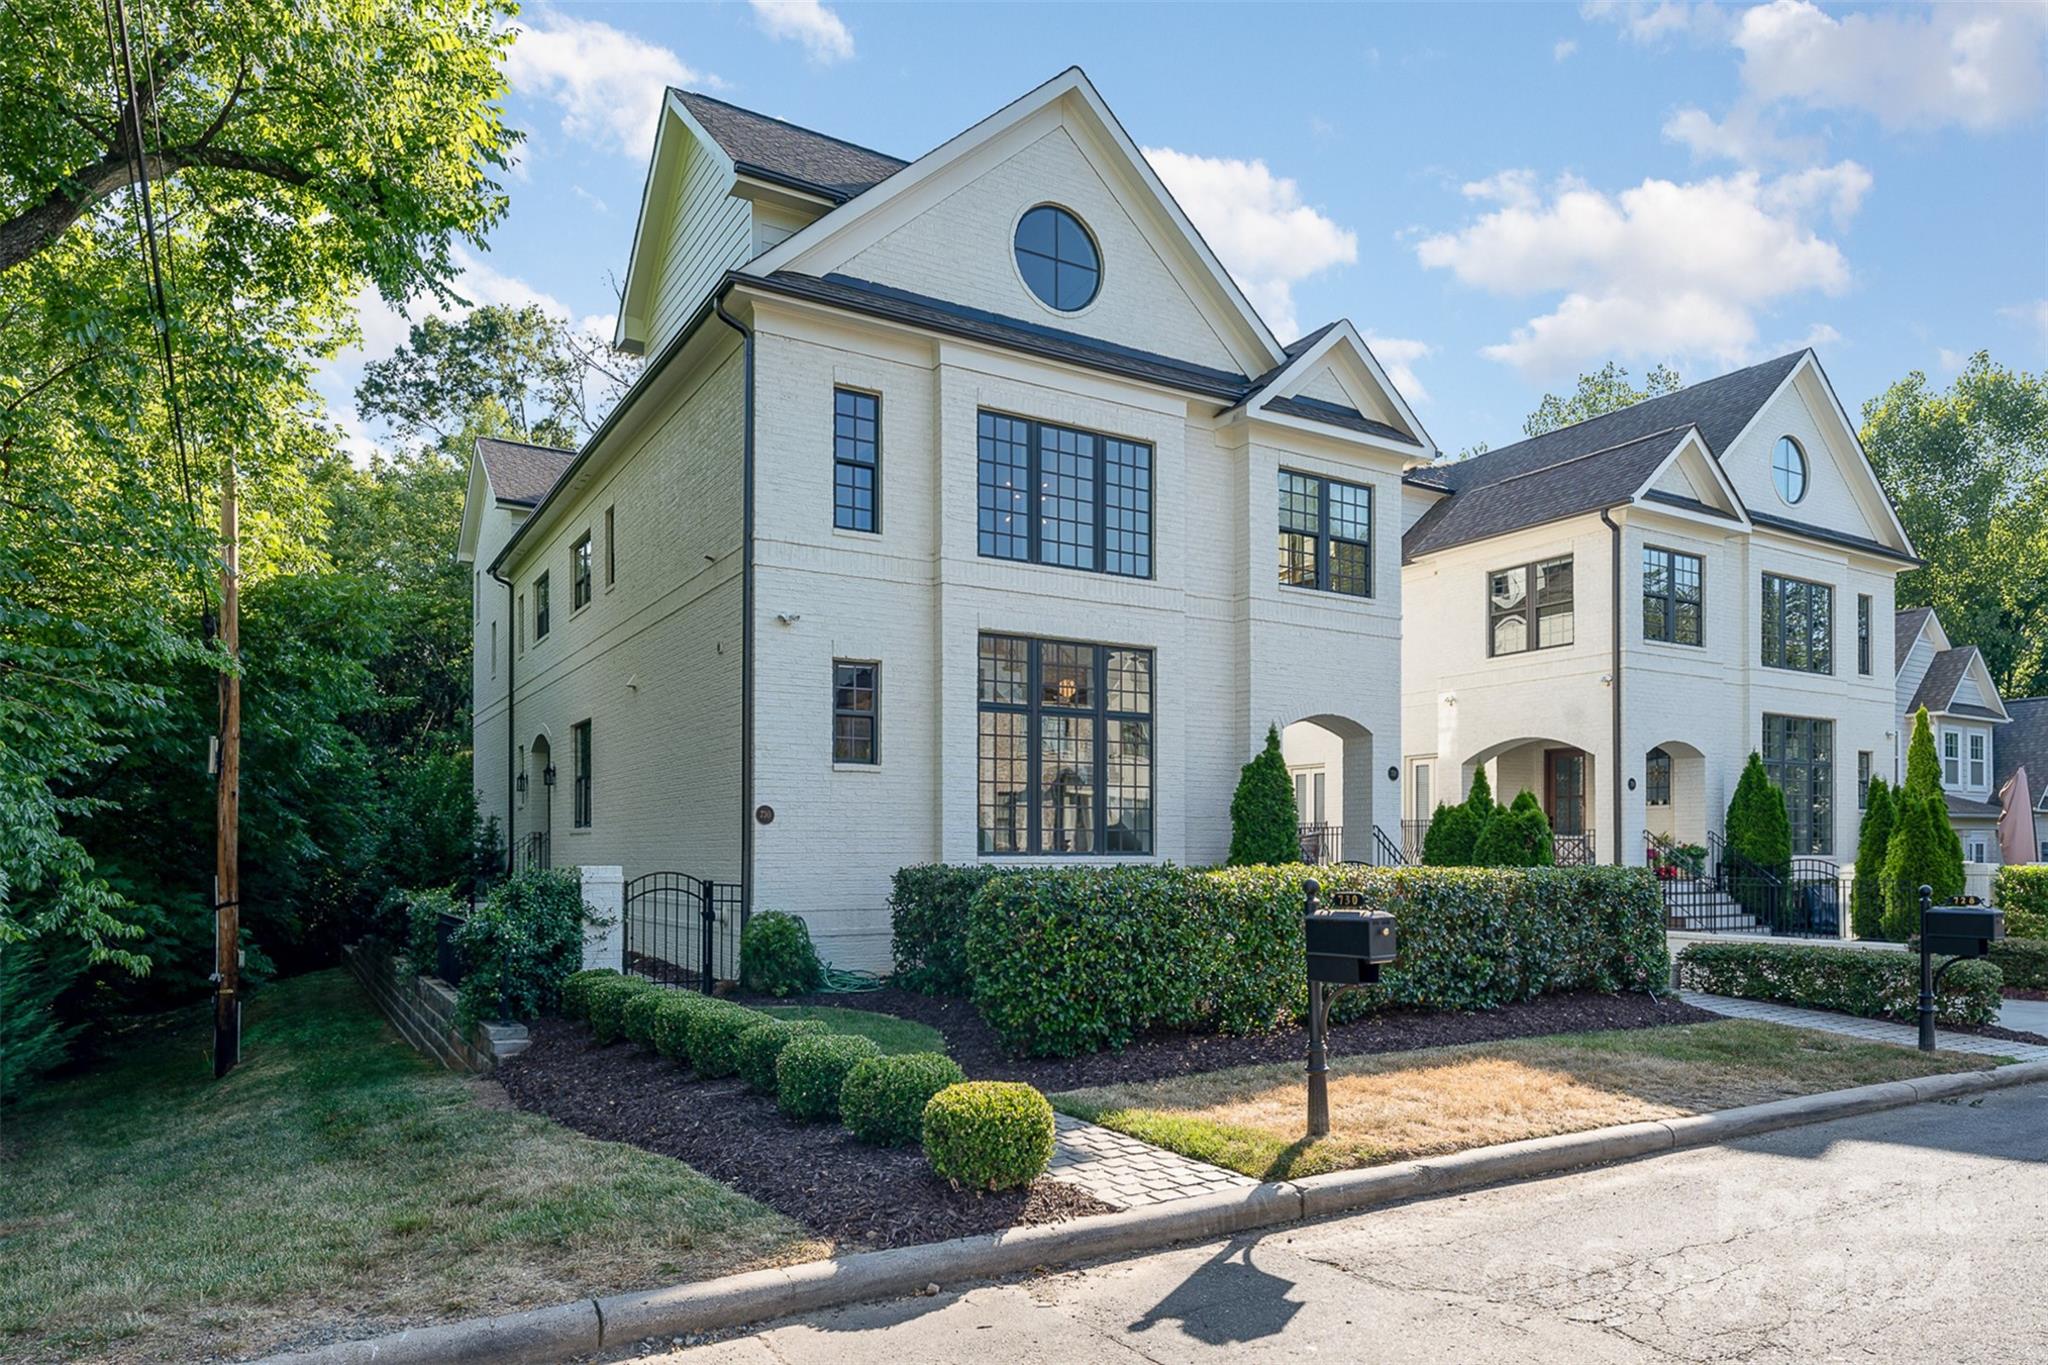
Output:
[975, 411, 1151, 578]
[1763, 714, 1833, 855]
[533, 573, 550, 640]
[1857, 593, 1872, 675]
[1858, 750, 1872, 809]
[833, 388, 880, 533]
[1014, 205, 1100, 312]
[1489, 556, 1573, 656]
[605, 505, 616, 586]
[572, 720, 592, 828]
[1646, 747, 1672, 806]
[1276, 470, 1372, 597]
[833, 661, 878, 764]
[1642, 547, 1703, 646]
[977, 633, 1153, 856]
[572, 534, 593, 609]
[1761, 573, 1832, 674]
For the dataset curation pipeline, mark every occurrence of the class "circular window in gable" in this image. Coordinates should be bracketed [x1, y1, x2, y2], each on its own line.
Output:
[1772, 435, 1808, 504]
[1014, 204, 1100, 311]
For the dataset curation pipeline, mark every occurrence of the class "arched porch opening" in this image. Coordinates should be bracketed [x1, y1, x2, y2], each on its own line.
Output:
[1280, 714, 1381, 864]
[1642, 739, 1707, 852]
[522, 732, 555, 868]
[1460, 734, 1597, 865]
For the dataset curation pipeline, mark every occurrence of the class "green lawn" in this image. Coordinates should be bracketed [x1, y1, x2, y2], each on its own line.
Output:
[1054, 1019, 1990, 1182]
[759, 1003, 946, 1055]
[0, 971, 821, 1365]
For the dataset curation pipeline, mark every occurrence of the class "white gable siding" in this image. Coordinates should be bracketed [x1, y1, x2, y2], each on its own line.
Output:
[1652, 458, 1703, 500]
[1296, 365, 1356, 408]
[834, 124, 1245, 375]
[644, 134, 751, 357]
[1898, 631, 1935, 718]
[1722, 371, 1888, 547]
[1954, 670, 1988, 709]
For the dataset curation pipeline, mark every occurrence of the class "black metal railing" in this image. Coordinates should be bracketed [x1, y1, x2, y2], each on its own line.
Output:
[1646, 830, 1841, 938]
[1298, 822, 1342, 864]
[1401, 819, 1430, 862]
[514, 830, 551, 873]
[1552, 830, 1597, 866]
[1370, 825, 1410, 866]
[622, 872, 747, 992]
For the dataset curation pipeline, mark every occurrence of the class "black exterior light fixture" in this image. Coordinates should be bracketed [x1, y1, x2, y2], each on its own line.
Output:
[1302, 879, 1399, 1136]
[515, 771, 528, 797]
[542, 763, 557, 788]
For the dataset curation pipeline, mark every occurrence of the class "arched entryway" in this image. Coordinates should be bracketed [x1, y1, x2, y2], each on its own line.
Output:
[1642, 739, 1707, 853]
[1280, 714, 1383, 863]
[522, 732, 555, 868]
[1460, 735, 1598, 865]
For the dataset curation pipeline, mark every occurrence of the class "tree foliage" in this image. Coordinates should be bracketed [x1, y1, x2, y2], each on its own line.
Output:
[1524, 362, 1684, 438]
[1851, 778, 1894, 941]
[1229, 725, 1300, 866]
[1472, 791, 1555, 867]
[1421, 802, 1480, 867]
[1725, 753, 1791, 879]
[1903, 707, 1942, 800]
[1882, 793, 1964, 940]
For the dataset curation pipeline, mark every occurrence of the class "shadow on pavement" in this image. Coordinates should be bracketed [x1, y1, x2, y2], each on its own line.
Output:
[1128, 1234, 1301, 1345]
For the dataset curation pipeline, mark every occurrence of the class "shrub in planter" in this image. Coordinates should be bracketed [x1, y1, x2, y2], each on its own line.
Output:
[651, 991, 726, 1063]
[1675, 941, 2000, 1026]
[450, 869, 595, 1029]
[740, 911, 825, 997]
[1994, 866, 2048, 938]
[588, 975, 660, 1045]
[922, 1081, 1055, 1191]
[735, 1017, 828, 1093]
[682, 999, 766, 1078]
[1987, 938, 2048, 992]
[890, 864, 1002, 995]
[840, 1052, 966, 1146]
[776, 1034, 882, 1121]
[621, 988, 669, 1048]
[1228, 724, 1300, 866]
[560, 968, 620, 1021]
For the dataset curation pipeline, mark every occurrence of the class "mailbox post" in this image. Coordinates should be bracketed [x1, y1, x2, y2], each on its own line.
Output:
[1303, 878, 1399, 1137]
[1916, 883, 2006, 1052]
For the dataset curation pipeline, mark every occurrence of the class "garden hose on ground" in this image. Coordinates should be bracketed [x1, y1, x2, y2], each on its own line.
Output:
[817, 964, 885, 993]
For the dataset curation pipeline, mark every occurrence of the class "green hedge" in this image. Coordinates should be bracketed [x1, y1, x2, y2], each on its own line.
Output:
[650, 991, 725, 1063]
[776, 1034, 882, 1121]
[1988, 938, 2048, 992]
[922, 1081, 1055, 1191]
[559, 968, 619, 1021]
[1675, 942, 2001, 1026]
[963, 864, 1668, 1057]
[683, 999, 766, 1078]
[840, 1052, 965, 1146]
[1995, 866, 2048, 938]
[740, 911, 825, 997]
[889, 864, 1001, 995]
[621, 989, 668, 1048]
[587, 975, 661, 1045]
[735, 1018, 827, 1093]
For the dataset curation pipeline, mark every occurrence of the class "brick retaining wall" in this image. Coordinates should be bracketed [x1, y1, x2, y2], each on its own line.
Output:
[344, 940, 529, 1073]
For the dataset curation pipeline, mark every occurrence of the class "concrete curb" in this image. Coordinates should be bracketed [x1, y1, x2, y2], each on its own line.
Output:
[257, 1060, 2048, 1364]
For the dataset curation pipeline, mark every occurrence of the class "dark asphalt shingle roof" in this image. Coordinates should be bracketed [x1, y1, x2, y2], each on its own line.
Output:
[1945, 791, 2001, 822]
[1263, 395, 1419, 447]
[1403, 426, 1693, 562]
[476, 436, 575, 506]
[1895, 606, 1935, 667]
[1908, 646, 1981, 717]
[1996, 698, 2048, 809]
[674, 90, 906, 203]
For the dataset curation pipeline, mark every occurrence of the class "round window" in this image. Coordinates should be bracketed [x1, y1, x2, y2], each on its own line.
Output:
[1014, 205, 1100, 311]
[1772, 436, 1808, 504]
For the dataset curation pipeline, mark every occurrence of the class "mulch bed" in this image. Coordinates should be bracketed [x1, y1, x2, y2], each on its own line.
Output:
[497, 1019, 1113, 1251]
[727, 986, 1722, 1092]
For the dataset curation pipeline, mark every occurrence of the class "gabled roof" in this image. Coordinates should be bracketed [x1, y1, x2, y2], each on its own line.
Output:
[672, 90, 906, 203]
[1996, 698, 2048, 810]
[1234, 318, 1435, 457]
[1895, 606, 1935, 666]
[475, 436, 576, 507]
[1908, 644, 2011, 722]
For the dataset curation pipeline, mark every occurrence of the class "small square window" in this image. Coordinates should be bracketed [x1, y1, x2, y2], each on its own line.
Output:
[833, 661, 878, 764]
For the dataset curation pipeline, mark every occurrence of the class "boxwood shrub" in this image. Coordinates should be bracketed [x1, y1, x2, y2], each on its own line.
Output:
[559, 967, 620, 1021]
[682, 999, 767, 1078]
[621, 988, 669, 1048]
[735, 1017, 828, 1093]
[839, 1052, 965, 1146]
[1675, 941, 2001, 1026]
[1988, 938, 2048, 992]
[650, 991, 726, 1063]
[587, 975, 661, 1045]
[776, 1034, 882, 1121]
[740, 911, 826, 997]
[1994, 865, 2048, 938]
[922, 1081, 1055, 1190]
[964, 863, 1668, 1057]
[890, 864, 1002, 995]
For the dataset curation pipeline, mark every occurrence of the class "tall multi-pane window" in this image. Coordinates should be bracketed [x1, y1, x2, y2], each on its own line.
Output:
[833, 389, 880, 532]
[1642, 547, 1703, 645]
[832, 661, 878, 764]
[1276, 471, 1372, 597]
[1763, 714, 1834, 855]
[1857, 594, 1872, 674]
[1489, 557, 1574, 656]
[976, 634, 1153, 856]
[1969, 732, 1986, 788]
[1646, 747, 1672, 806]
[975, 412, 1151, 578]
[490, 621, 497, 677]
[571, 534, 593, 609]
[1857, 750, 1873, 808]
[605, 505, 616, 585]
[571, 720, 592, 828]
[1943, 730, 1961, 786]
[1760, 573, 1831, 673]
[517, 594, 525, 652]
[534, 573, 551, 641]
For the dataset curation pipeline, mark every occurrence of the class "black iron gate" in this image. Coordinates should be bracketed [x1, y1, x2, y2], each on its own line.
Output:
[622, 872, 747, 991]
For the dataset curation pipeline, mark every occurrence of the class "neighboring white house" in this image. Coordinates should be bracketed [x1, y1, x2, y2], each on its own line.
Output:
[1398, 351, 1919, 897]
[459, 69, 1434, 971]
[1893, 605, 2013, 869]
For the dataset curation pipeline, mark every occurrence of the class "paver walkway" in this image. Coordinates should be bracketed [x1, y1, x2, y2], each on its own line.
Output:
[1047, 1113, 1256, 1208]
[1681, 990, 2048, 1062]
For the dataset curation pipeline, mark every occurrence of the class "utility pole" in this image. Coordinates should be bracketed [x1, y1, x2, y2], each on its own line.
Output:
[213, 458, 241, 1078]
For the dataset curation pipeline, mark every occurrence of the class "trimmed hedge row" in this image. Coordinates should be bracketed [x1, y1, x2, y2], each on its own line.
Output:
[1988, 938, 2048, 992]
[842, 1052, 964, 1146]
[889, 864, 1002, 995]
[1995, 865, 2048, 939]
[963, 864, 1669, 1057]
[1674, 941, 2001, 1026]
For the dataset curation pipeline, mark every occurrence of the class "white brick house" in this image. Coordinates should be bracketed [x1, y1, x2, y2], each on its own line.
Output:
[1398, 352, 1919, 907]
[459, 69, 1433, 971]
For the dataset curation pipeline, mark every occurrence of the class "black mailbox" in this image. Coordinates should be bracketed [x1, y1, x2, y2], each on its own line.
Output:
[1923, 906, 2004, 959]
[1306, 907, 1397, 985]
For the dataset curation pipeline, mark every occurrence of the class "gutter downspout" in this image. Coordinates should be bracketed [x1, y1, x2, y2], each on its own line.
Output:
[713, 293, 755, 919]
[489, 566, 516, 865]
[1600, 509, 1624, 865]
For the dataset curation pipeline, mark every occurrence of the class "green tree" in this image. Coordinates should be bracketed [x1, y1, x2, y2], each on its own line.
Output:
[1725, 752, 1792, 881]
[1851, 778, 1895, 940]
[1903, 707, 1942, 800]
[1228, 725, 1300, 866]
[1421, 802, 1480, 866]
[1883, 793, 1964, 940]
[1861, 354, 2048, 696]
[1524, 362, 1684, 438]
[1472, 792, 1555, 867]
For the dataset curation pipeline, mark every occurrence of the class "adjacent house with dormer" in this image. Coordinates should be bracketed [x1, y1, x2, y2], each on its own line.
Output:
[459, 69, 1434, 972]
[1893, 606, 2013, 865]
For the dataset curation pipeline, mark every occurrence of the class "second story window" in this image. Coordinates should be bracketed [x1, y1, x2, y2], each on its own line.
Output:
[533, 572, 551, 640]
[976, 411, 1151, 579]
[1277, 470, 1372, 597]
[833, 389, 880, 533]
[572, 720, 592, 828]
[1857, 594, 1872, 674]
[1761, 573, 1831, 674]
[1970, 732, 1987, 788]
[1943, 730, 1961, 786]
[605, 505, 616, 586]
[833, 661, 878, 764]
[1489, 556, 1574, 656]
[572, 534, 593, 610]
[1642, 546, 1703, 646]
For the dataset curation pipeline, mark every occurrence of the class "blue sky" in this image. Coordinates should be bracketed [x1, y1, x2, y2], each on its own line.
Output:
[324, 1, 2048, 458]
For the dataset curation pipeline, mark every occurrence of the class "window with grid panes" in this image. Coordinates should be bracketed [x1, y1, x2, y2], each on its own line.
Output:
[1275, 470, 1372, 597]
[975, 412, 1150, 578]
[832, 662, 878, 764]
[833, 389, 879, 532]
[1642, 546, 1702, 645]
[1763, 714, 1833, 855]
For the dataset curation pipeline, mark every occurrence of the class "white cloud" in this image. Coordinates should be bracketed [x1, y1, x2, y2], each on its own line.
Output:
[1797, 322, 1841, 350]
[1143, 146, 1357, 339]
[1417, 166, 1865, 377]
[1362, 334, 1435, 404]
[503, 12, 712, 157]
[749, 0, 855, 65]
[2002, 299, 2048, 347]
[1662, 105, 1820, 166]
[1553, 38, 1579, 62]
[1580, 1, 1731, 47]
[1938, 347, 1968, 372]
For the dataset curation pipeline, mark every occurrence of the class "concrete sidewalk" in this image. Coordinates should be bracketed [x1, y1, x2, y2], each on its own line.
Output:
[1680, 989, 2048, 1062]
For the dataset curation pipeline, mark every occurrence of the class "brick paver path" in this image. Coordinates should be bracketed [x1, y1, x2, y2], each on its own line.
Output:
[1046, 1113, 1256, 1208]
[1680, 991, 2048, 1063]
